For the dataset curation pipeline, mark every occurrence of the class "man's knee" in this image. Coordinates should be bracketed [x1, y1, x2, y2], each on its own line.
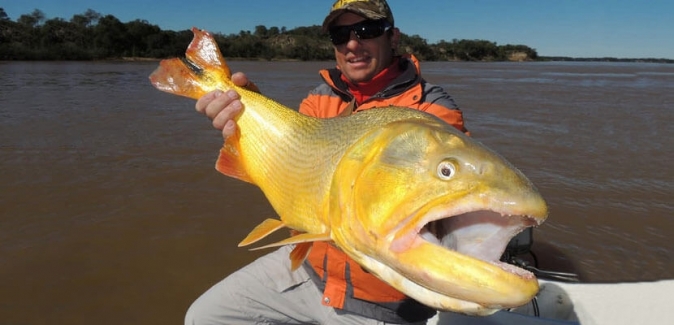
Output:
[184, 296, 217, 325]
[183, 300, 200, 325]
[183, 281, 239, 325]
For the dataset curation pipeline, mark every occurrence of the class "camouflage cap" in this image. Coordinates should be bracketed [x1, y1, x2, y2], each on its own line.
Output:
[322, 0, 394, 31]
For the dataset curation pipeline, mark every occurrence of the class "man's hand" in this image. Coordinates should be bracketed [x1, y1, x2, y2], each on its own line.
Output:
[195, 72, 250, 139]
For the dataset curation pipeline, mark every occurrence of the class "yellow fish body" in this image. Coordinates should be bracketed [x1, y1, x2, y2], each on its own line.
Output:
[150, 28, 548, 315]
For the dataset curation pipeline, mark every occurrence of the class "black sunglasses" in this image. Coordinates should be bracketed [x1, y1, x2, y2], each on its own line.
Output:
[329, 19, 392, 45]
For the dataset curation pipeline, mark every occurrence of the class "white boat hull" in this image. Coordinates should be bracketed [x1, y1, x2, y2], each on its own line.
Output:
[429, 279, 674, 325]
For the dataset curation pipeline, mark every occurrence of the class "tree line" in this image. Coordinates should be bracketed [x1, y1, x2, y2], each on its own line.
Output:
[6, 7, 635, 63]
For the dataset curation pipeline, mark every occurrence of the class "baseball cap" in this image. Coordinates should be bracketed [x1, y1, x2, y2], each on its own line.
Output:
[322, 0, 394, 31]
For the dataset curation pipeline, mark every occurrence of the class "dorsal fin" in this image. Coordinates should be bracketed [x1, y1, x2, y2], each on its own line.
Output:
[238, 218, 285, 247]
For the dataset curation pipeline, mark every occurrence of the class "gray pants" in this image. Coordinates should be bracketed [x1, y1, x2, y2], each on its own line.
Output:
[185, 245, 426, 325]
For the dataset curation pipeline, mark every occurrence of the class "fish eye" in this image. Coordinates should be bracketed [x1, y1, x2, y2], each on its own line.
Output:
[436, 160, 456, 180]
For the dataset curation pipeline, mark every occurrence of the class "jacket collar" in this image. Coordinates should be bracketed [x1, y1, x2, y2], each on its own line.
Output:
[319, 54, 423, 105]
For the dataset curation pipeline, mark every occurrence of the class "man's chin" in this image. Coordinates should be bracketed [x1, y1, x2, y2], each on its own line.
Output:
[343, 70, 376, 84]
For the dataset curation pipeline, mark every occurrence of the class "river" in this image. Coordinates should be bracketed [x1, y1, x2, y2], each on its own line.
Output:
[1, 60, 672, 324]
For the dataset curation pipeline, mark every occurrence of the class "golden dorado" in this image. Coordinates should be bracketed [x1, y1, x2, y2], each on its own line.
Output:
[149, 28, 548, 315]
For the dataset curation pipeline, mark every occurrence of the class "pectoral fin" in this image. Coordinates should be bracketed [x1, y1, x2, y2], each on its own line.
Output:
[249, 232, 332, 251]
[289, 242, 313, 271]
[238, 218, 285, 247]
[216, 139, 254, 184]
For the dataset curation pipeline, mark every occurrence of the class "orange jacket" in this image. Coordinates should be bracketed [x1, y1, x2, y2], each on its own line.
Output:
[298, 55, 468, 322]
[300, 54, 469, 134]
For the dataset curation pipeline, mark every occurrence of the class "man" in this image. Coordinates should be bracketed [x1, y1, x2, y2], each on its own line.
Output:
[187, 1, 469, 324]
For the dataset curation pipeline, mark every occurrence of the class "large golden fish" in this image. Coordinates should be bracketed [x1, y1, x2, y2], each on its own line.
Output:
[149, 28, 548, 315]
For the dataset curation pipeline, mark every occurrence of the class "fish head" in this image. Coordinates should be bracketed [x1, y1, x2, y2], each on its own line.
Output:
[328, 118, 548, 315]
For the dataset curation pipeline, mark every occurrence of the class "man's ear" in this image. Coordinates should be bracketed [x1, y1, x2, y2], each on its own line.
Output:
[390, 27, 401, 50]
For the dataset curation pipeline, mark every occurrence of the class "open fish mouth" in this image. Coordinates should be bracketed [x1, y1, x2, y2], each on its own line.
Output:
[383, 204, 543, 310]
[419, 210, 538, 278]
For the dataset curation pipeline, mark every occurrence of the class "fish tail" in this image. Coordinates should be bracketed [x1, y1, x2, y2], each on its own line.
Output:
[149, 27, 234, 100]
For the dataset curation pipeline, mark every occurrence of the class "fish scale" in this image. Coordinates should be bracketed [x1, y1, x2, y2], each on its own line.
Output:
[234, 88, 438, 233]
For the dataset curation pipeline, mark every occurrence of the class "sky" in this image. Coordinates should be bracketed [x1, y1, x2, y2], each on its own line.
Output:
[3, 0, 673, 59]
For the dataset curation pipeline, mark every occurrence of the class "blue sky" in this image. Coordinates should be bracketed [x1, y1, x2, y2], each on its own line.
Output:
[3, 0, 673, 59]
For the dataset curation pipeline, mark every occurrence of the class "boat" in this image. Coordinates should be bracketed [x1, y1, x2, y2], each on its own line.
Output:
[428, 228, 673, 325]
[430, 279, 673, 325]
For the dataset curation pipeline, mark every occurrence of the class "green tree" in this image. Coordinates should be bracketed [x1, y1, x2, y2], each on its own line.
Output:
[0, 8, 559, 62]
[69, 10, 100, 51]
[0, 8, 18, 59]
[94, 14, 127, 57]
[71, 9, 100, 28]
[0, 8, 9, 21]
[498, 44, 538, 60]
[287, 25, 323, 38]
[125, 19, 161, 57]
[17, 9, 45, 28]
[254, 25, 268, 39]
[400, 34, 436, 60]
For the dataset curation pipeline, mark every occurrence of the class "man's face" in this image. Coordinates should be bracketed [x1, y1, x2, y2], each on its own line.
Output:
[331, 12, 398, 84]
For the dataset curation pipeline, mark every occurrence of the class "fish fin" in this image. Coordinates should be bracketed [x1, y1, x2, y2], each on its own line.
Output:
[249, 233, 332, 251]
[149, 57, 207, 99]
[150, 28, 254, 183]
[216, 139, 254, 183]
[338, 98, 356, 117]
[184, 27, 231, 80]
[149, 27, 233, 100]
[238, 218, 286, 247]
[289, 242, 313, 271]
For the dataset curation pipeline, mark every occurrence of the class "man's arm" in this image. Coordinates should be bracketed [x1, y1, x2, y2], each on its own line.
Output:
[421, 83, 470, 135]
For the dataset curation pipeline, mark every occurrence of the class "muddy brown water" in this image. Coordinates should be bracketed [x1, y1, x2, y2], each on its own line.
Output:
[1, 60, 672, 324]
